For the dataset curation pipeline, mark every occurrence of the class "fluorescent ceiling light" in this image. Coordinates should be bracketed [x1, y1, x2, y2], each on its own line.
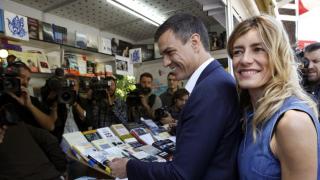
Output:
[106, 0, 166, 26]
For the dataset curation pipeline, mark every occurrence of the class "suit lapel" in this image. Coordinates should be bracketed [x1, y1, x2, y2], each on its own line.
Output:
[176, 60, 221, 139]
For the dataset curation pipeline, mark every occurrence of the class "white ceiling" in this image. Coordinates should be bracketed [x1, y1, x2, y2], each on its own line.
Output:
[11, 0, 221, 42]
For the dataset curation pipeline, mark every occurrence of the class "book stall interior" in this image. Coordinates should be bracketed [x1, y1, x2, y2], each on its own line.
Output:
[0, 0, 248, 179]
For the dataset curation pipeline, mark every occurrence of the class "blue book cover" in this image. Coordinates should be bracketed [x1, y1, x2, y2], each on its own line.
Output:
[0, 9, 4, 32]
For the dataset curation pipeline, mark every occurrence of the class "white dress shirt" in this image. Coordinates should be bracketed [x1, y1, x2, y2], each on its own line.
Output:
[185, 58, 214, 94]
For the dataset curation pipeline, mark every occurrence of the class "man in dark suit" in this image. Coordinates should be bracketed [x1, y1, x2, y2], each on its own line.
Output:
[109, 13, 241, 180]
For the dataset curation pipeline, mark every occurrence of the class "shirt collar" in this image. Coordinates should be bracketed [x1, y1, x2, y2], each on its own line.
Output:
[185, 58, 214, 94]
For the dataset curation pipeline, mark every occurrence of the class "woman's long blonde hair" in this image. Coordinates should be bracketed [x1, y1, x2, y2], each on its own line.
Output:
[227, 15, 318, 140]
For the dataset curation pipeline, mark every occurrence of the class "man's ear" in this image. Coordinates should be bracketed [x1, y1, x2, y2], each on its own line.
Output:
[190, 33, 201, 52]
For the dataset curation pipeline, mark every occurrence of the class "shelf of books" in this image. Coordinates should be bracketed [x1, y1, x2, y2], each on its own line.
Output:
[61, 119, 176, 177]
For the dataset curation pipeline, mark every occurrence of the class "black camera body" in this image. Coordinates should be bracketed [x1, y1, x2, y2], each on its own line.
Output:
[126, 84, 152, 107]
[0, 67, 21, 125]
[90, 77, 112, 100]
[41, 76, 76, 105]
[0, 66, 21, 96]
[154, 107, 170, 121]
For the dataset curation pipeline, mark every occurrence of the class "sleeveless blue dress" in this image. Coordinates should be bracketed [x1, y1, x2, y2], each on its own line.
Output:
[238, 96, 320, 179]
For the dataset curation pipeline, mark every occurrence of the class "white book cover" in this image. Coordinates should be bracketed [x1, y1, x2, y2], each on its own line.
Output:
[61, 131, 89, 153]
[139, 133, 155, 145]
[99, 37, 112, 55]
[4, 10, 29, 41]
[37, 53, 51, 73]
[129, 48, 142, 64]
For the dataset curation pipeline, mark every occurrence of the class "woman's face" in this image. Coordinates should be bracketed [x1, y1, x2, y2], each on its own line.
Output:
[232, 29, 271, 93]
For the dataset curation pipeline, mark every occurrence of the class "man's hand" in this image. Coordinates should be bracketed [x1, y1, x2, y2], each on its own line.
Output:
[140, 94, 150, 108]
[109, 158, 129, 178]
[0, 125, 8, 143]
[7, 87, 33, 108]
[160, 112, 175, 125]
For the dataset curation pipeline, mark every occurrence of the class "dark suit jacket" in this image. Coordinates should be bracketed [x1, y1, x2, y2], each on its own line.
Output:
[127, 60, 241, 180]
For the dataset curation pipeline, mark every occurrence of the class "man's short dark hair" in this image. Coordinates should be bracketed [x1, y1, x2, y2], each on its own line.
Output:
[7, 60, 31, 74]
[172, 88, 189, 103]
[304, 42, 320, 54]
[140, 72, 153, 81]
[154, 13, 210, 52]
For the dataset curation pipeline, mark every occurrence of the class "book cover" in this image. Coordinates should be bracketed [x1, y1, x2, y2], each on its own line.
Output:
[129, 48, 142, 64]
[52, 24, 67, 44]
[99, 37, 112, 55]
[130, 127, 155, 145]
[37, 53, 51, 73]
[75, 32, 88, 49]
[47, 51, 61, 71]
[110, 124, 130, 140]
[72, 142, 98, 162]
[0, 9, 4, 32]
[77, 56, 87, 75]
[87, 34, 98, 51]
[42, 22, 54, 42]
[60, 131, 89, 153]
[82, 129, 101, 142]
[4, 10, 29, 41]
[27, 17, 39, 40]
[86, 60, 95, 74]
[152, 139, 176, 156]
[64, 54, 79, 75]
[91, 139, 114, 151]
[7, 50, 39, 72]
[96, 127, 124, 146]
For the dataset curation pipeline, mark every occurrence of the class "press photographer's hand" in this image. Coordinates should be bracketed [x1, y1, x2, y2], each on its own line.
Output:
[8, 87, 33, 108]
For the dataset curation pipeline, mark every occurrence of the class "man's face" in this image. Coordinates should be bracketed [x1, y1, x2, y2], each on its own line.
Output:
[158, 30, 198, 80]
[305, 49, 320, 83]
[175, 94, 189, 110]
[167, 74, 178, 90]
[17, 68, 31, 88]
[140, 76, 152, 89]
[107, 80, 116, 96]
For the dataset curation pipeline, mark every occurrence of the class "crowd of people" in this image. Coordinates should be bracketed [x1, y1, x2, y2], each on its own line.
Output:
[0, 12, 320, 180]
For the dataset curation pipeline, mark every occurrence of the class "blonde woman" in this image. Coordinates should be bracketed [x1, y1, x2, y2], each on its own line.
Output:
[227, 15, 320, 179]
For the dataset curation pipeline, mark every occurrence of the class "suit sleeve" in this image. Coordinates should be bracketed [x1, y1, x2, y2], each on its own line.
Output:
[127, 78, 239, 180]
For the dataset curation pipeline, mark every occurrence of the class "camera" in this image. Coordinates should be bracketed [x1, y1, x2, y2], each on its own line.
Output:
[0, 66, 21, 96]
[295, 48, 309, 88]
[41, 76, 76, 105]
[126, 84, 152, 107]
[154, 107, 170, 121]
[90, 77, 112, 100]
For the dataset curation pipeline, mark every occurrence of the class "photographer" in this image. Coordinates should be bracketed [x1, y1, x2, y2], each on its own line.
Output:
[156, 88, 189, 134]
[0, 61, 57, 131]
[90, 76, 128, 128]
[127, 72, 162, 122]
[0, 64, 66, 179]
[41, 72, 88, 142]
[304, 42, 320, 112]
